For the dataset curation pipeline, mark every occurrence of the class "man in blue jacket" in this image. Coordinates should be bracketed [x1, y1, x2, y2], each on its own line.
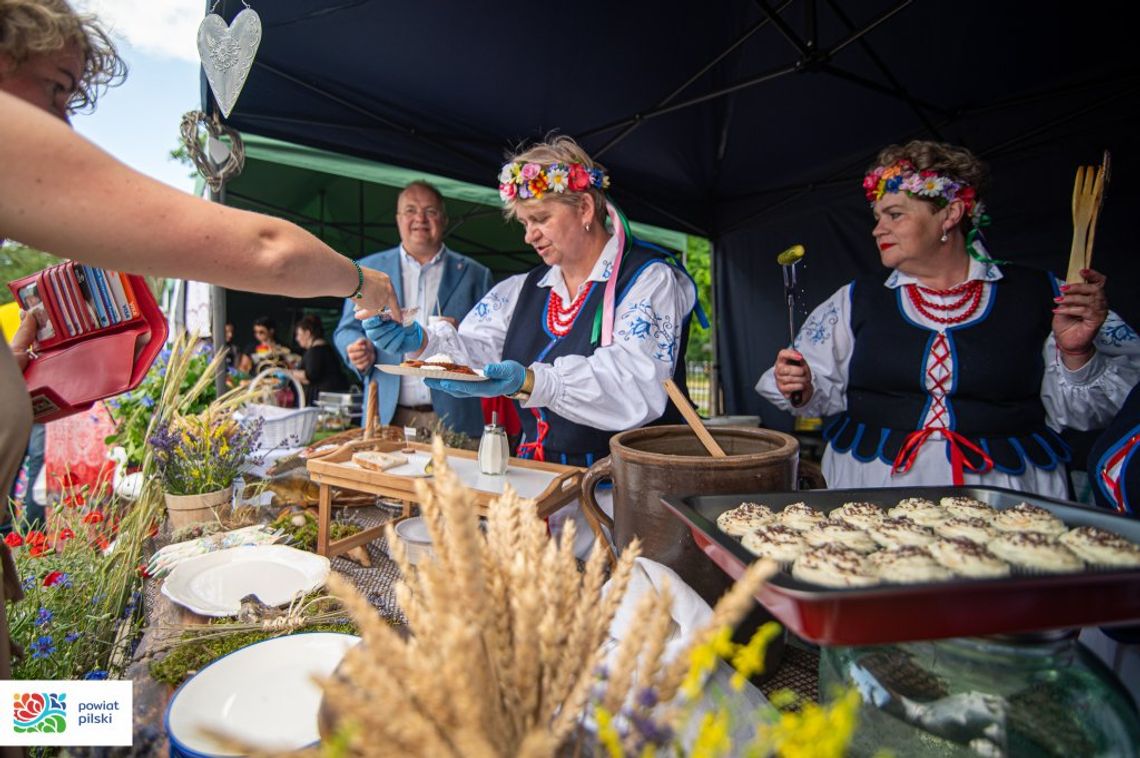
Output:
[334, 181, 493, 439]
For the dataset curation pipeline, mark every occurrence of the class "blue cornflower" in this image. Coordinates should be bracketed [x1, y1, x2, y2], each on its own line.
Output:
[65, 632, 81, 643]
[141, 396, 155, 408]
[84, 670, 108, 680]
[21, 575, 35, 591]
[57, 573, 73, 589]
[34, 607, 53, 627]
[30, 635, 56, 659]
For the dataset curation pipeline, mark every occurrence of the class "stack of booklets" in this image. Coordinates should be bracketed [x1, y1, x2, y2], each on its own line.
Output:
[8, 262, 168, 422]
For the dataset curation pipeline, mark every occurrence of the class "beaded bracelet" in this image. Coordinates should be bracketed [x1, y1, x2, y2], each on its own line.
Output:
[349, 259, 364, 300]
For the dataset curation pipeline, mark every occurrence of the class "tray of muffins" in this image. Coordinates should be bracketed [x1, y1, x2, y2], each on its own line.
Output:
[660, 486, 1140, 645]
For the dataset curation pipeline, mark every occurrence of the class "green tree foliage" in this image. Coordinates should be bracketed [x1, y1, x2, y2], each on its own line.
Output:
[685, 236, 713, 362]
[0, 242, 63, 305]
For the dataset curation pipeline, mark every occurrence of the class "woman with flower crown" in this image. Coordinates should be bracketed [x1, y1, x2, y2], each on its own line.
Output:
[757, 140, 1139, 498]
[360, 136, 702, 552]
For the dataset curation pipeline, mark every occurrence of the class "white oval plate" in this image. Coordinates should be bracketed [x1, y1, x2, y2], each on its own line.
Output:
[161, 545, 330, 617]
[166, 632, 360, 756]
[376, 364, 487, 382]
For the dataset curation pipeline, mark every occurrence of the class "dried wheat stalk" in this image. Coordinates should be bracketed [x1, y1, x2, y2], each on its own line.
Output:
[317, 437, 777, 757]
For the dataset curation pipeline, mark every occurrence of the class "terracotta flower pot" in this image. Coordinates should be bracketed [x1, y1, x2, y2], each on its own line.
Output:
[164, 486, 232, 531]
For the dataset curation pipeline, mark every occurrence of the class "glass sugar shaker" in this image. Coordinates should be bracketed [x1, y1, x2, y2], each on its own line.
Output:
[479, 411, 509, 476]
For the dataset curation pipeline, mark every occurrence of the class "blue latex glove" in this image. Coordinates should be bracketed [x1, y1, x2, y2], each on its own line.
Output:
[424, 360, 526, 398]
[362, 316, 424, 355]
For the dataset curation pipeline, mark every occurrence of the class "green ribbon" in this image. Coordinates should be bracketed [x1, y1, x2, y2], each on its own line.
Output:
[965, 214, 1007, 265]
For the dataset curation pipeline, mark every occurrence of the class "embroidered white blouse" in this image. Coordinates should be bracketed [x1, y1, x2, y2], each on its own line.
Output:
[756, 260, 1140, 498]
[422, 235, 697, 431]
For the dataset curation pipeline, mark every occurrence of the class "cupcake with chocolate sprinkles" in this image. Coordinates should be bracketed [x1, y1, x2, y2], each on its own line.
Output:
[741, 524, 807, 564]
[889, 497, 948, 528]
[867, 545, 954, 584]
[928, 538, 1011, 579]
[1058, 526, 1140, 568]
[868, 517, 937, 549]
[716, 502, 776, 537]
[803, 522, 879, 554]
[792, 544, 877, 588]
[934, 516, 996, 545]
[777, 502, 827, 532]
[991, 503, 1066, 537]
[940, 495, 998, 522]
[988, 531, 1083, 574]
[829, 501, 886, 531]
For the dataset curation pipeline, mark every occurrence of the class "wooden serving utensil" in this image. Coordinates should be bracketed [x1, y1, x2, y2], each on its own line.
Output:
[362, 380, 379, 441]
[663, 378, 727, 458]
[1066, 151, 1111, 283]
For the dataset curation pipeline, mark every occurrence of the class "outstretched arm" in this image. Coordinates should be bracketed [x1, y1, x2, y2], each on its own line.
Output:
[0, 92, 399, 314]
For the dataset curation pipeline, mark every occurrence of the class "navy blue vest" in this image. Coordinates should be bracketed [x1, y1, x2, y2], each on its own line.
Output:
[1090, 383, 1140, 514]
[824, 265, 1071, 474]
[501, 243, 692, 466]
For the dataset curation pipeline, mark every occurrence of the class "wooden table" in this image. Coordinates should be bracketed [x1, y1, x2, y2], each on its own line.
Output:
[306, 440, 583, 558]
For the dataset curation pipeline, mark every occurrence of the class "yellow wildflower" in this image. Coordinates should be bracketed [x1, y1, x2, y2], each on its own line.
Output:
[595, 705, 624, 758]
[682, 626, 736, 698]
[690, 709, 731, 758]
[751, 688, 860, 758]
[730, 621, 781, 691]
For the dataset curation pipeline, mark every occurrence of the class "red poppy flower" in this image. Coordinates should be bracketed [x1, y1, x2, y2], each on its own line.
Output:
[43, 571, 64, 587]
[82, 511, 105, 524]
[4, 532, 23, 548]
[29, 544, 50, 558]
[25, 531, 47, 547]
[94, 536, 110, 551]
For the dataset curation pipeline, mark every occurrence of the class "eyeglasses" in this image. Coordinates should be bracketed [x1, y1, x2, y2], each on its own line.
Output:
[399, 207, 443, 219]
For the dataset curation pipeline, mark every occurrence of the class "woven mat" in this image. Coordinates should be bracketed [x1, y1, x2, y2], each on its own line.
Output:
[329, 502, 406, 623]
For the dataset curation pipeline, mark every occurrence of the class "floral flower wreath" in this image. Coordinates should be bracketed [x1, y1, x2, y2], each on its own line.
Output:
[863, 160, 987, 226]
[863, 159, 1001, 263]
[498, 161, 610, 202]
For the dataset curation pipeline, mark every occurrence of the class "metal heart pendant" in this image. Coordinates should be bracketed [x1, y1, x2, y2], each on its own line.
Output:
[197, 8, 262, 118]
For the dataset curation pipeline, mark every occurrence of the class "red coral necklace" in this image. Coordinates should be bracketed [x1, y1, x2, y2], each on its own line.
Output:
[547, 283, 594, 337]
[905, 280, 984, 325]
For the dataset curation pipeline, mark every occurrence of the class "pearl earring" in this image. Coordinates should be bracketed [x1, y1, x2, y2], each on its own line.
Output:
[940, 230, 948, 243]
[585, 223, 591, 233]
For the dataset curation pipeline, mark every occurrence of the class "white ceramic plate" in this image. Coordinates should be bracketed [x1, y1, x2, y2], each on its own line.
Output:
[166, 632, 360, 756]
[161, 545, 330, 617]
[376, 364, 487, 382]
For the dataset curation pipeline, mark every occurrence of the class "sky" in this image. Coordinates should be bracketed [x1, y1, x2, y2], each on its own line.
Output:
[72, 1, 209, 193]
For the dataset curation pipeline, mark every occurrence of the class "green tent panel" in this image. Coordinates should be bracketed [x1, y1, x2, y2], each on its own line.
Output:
[218, 134, 695, 348]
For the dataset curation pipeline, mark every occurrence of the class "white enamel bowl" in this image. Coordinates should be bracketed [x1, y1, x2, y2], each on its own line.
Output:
[161, 545, 330, 617]
[165, 632, 360, 756]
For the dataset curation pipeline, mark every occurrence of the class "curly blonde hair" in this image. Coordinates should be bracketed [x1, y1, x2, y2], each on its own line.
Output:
[501, 135, 609, 227]
[0, 0, 126, 112]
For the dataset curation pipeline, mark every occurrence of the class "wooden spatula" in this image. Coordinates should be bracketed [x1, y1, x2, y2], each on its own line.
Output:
[1066, 151, 1111, 283]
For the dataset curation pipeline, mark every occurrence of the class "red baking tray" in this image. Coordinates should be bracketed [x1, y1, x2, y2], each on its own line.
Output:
[660, 486, 1140, 645]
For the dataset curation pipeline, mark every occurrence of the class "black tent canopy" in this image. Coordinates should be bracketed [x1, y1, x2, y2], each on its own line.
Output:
[211, 0, 1138, 428]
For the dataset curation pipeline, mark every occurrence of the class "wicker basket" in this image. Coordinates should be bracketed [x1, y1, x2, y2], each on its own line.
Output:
[237, 403, 321, 450]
